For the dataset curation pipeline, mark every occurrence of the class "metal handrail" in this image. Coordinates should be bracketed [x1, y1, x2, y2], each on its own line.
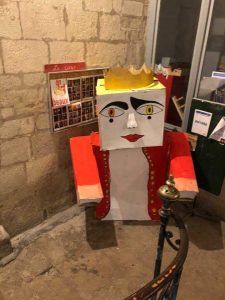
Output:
[125, 176, 189, 300]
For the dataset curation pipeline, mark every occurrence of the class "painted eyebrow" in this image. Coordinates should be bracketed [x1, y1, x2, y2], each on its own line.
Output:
[130, 97, 164, 110]
[101, 101, 129, 111]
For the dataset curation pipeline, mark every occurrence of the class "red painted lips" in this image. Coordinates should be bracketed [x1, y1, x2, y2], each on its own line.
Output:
[121, 134, 144, 142]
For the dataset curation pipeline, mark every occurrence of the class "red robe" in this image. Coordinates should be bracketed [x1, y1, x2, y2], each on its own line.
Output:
[70, 131, 198, 220]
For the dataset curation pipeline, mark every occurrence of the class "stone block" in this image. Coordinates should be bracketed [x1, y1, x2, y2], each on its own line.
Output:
[129, 28, 146, 41]
[0, 89, 20, 108]
[129, 31, 139, 41]
[0, 194, 43, 237]
[0, 164, 26, 195]
[0, 116, 35, 139]
[122, 0, 143, 16]
[26, 154, 58, 184]
[85, 0, 112, 13]
[0, 57, 3, 74]
[0, 137, 31, 167]
[0, 108, 14, 120]
[121, 16, 143, 30]
[36, 113, 50, 130]
[143, 3, 148, 16]
[20, 0, 65, 40]
[46, 192, 74, 217]
[66, 11, 98, 41]
[0, 2, 21, 39]
[57, 148, 73, 170]
[100, 15, 125, 41]
[14, 88, 48, 116]
[113, 0, 123, 13]
[0, 226, 12, 259]
[0, 75, 22, 91]
[23, 73, 47, 87]
[15, 104, 48, 117]
[37, 169, 73, 210]
[31, 132, 56, 158]
[2, 184, 35, 208]
[49, 41, 84, 63]
[86, 42, 127, 67]
[65, 0, 83, 11]
[0, 88, 47, 115]
[0, 92, 12, 109]
[126, 41, 144, 66]
[31, 129, 75, 161]
[2, 40, 48, 73]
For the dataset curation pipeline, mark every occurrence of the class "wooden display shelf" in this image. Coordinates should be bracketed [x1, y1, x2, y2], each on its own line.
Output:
[172, 96, 185, 120]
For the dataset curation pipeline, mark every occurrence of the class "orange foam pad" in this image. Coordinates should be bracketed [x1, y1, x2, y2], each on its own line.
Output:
[167, 132, 196, 180]
[70, 136, 100, 186]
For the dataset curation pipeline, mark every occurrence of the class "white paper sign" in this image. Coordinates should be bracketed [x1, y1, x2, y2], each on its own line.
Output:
[51, 79, 70, 108]
[191, 109, 212, 137]
[209, 117, 225, 144]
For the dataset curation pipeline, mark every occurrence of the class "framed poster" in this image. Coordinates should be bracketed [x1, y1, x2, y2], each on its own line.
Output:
[48, 67, 105, 132]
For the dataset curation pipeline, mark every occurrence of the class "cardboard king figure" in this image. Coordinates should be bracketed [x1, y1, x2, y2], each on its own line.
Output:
[70, 66, 198, 221]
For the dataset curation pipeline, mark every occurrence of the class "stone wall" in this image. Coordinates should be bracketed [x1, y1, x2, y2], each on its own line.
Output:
[0, 0, 148, 236]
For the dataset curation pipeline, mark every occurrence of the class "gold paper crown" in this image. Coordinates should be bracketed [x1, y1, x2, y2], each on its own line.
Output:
[104, 64, 154, 90]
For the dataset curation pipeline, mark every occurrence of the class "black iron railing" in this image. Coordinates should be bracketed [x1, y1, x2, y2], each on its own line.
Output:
[125, 176, 189, 300]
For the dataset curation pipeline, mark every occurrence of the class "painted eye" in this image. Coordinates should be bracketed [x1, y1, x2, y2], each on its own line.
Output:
[99, 107, 125, 117]
[108, 108, 115, 117]
[136, 104, 163, 115]
[145, 105, 153, 115]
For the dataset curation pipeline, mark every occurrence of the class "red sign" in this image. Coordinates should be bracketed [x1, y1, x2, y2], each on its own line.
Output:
[44, 62, 86, 73]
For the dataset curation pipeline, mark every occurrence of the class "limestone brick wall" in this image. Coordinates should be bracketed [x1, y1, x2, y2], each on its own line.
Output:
[0, 0, 148, 236]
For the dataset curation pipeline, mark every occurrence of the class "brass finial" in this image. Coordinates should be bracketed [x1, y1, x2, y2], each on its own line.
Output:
[157, 175, 180, 202]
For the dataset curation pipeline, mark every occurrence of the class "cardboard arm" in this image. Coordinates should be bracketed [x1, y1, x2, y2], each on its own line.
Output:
[167, 132, 199, 199]
[70, 136, 103, 205]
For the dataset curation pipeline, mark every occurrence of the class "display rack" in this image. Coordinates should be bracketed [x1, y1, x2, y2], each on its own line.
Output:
[47, 68, 105, 132]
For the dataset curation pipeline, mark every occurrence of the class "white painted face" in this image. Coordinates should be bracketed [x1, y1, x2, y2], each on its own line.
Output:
[97, 89, 165, 150]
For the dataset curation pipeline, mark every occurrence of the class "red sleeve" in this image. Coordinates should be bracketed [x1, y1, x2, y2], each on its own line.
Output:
[166, 131, 198, 198]
[70, 136, 103, 205]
